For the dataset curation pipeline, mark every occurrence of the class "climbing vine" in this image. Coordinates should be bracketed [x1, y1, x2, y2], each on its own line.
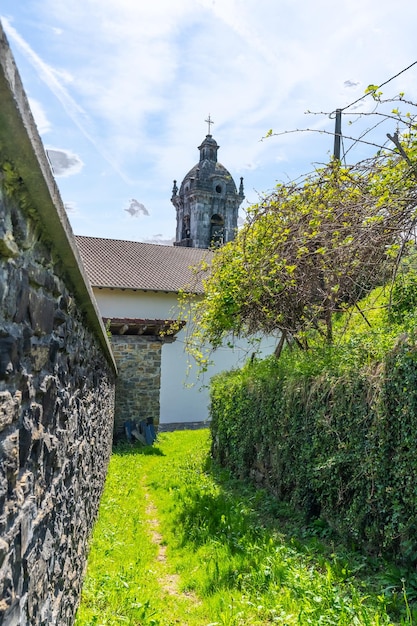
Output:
[178, 91, 417, 370]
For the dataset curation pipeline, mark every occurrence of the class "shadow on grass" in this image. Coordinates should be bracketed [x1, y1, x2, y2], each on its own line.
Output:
[113, 442, 165, 456]
[171, 449, 416, 621]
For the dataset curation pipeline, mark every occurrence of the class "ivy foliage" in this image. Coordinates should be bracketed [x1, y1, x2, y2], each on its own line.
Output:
[210, 273, 417, 560]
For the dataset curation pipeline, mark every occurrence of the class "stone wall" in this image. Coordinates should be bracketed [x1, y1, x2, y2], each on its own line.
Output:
[111, 335, 161, 433]
[0, 22, 116, 626]
[0, 163, 116, 626]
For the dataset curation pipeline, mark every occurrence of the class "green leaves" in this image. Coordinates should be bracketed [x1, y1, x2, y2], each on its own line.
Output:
[365, 84, 383, 99]
[211, 320, 417, 572]
[186, 157, 417, 360]
[179, 96, 417, 375]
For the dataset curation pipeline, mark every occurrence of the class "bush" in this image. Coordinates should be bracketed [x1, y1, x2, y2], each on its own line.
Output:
[210, 310, 417, 561]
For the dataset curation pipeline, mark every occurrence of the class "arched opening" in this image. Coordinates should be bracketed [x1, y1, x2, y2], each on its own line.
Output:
[182, 214, 190, 239]
[210, 214, 224, 247]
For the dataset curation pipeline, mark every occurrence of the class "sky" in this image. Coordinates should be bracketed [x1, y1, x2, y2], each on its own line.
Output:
[1, 0, 417, 245]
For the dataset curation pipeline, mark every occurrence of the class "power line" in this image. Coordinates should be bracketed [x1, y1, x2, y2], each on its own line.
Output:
[340, 61, 417, 113]
[331, 62, 417, 161]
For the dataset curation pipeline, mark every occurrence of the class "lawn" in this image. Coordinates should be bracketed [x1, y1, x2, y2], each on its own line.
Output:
[75, 430, 414, 625]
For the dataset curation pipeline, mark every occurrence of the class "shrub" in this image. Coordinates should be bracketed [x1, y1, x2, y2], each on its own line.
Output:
[210, 284, 417, 561]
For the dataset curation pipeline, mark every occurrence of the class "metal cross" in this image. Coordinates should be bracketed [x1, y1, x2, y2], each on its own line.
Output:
[205, 114, 214, 135]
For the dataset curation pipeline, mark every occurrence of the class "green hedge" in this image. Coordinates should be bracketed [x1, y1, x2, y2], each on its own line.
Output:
[210, 337, 417, 560]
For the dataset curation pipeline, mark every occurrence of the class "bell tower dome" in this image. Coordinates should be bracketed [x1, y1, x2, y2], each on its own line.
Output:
[171, 117, 244, 249]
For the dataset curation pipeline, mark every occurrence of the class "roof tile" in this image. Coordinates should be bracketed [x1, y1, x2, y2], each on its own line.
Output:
[75, 236, 212, 293]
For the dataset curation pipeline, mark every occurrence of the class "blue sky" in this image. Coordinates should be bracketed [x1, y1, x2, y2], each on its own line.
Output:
[1, 0, 417, 244]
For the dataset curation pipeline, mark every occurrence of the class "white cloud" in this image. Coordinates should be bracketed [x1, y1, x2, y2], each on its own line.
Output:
[144, 235, 175, 246]
[1, 15, 133, 183]
[3, 0, 417, 243]
[64, 201, 78, 213]
[125, 199, 149, 217]
[46, 147, 84, 177]
[344, 80, 361, 89]
[2, 18, 82, 116]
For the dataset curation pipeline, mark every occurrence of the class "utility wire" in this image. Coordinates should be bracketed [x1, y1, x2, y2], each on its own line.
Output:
[331, 62, 417, 161]
[339, 61, 417, 113]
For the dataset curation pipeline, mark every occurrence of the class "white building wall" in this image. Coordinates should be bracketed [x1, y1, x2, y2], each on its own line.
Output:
[93, 288, 276, 424]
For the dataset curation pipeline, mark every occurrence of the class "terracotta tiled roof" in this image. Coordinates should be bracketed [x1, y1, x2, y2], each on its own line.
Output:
[75, 236, 212, 293]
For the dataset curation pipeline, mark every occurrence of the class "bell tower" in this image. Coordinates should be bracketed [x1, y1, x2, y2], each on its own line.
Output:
[171, 117, 244, 249]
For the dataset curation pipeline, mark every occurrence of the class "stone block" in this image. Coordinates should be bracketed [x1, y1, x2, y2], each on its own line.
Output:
[12, 269, 29, 324]
[30, 342, 50, 372]
[2, 600, 20, 626]
[0, 335, 19, 379]
[0, 391, 21, 432]
[28, 291, 56, 336]
[0, 230, 19, 258]
[0, 430, 19, 474]
[0, 538, 8, 569]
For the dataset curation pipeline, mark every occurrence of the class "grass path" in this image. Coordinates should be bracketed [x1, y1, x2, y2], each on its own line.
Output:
[75, 432, 212, 625]
[75, 430, 413, 625]
[142, 476, 199, 604]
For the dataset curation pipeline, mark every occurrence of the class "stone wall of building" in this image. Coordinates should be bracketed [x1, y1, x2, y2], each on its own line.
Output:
[111, 335, 161, 433]
[0, 23, 116, 626]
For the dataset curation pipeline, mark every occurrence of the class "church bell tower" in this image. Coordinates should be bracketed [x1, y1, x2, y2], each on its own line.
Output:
[171, 117, 244, 249]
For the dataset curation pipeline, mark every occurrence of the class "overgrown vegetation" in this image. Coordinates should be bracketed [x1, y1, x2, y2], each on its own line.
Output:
[210, 271, 417, 563]
[75, 431, 415, 625]
[179, 89, 417, 588]
[175, 90, 417, 370]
